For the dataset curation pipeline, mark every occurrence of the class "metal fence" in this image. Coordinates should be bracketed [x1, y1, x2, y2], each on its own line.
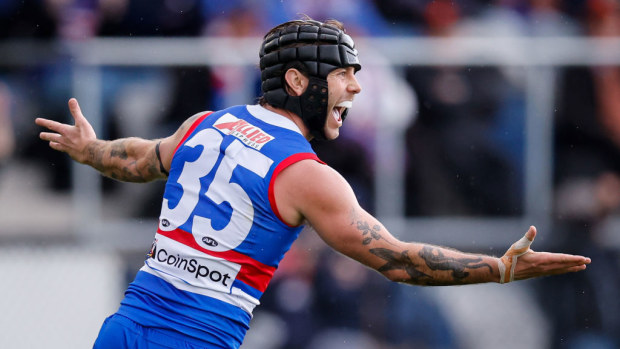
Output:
[3, 36, 620, 249]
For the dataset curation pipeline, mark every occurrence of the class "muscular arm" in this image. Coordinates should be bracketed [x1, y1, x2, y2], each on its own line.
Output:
[80, 137, 164, 182]
[36, 98, 203, 182]
[274, 160, 590, 286]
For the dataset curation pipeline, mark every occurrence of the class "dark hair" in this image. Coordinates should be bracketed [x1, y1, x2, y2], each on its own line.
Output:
[263, 17, 346, 39]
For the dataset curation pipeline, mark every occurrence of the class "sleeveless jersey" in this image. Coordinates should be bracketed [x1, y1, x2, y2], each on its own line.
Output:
[116, 104, 321, 348]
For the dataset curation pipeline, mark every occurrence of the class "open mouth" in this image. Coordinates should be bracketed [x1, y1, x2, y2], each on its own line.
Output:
[332, 101, 353, 123]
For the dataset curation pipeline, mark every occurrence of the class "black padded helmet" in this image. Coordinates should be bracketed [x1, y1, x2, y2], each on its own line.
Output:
[259, 19, 361, 140]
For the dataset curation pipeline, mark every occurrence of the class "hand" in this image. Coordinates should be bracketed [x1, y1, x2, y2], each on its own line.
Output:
[498, 226, 591, 283]
[36, 98, 97, 164]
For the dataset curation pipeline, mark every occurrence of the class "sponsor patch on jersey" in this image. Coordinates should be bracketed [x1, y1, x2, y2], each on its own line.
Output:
[213, 113, 274, 150]
[146, 235, 241, 294]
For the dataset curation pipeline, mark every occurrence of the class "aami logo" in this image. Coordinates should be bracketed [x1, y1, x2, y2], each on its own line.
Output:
[213, 113, 274, 150]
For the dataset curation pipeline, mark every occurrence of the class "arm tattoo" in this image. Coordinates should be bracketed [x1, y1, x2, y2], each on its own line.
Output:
[358, 221, 384, 245]
[370, 246, 493, 285]
[370, 248, 431, 283]
[355, 220, 396, 247]
[108, 140, 142, 181]
[89, 139, 160, 182]
[419, 246, 492, 280]
[87, 141, 104, 168]
[110, 141, 129, 160]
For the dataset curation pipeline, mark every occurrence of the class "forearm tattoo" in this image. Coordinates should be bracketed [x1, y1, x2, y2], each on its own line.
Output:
[356, 217, 493, 285]
[107, 140, 144, 181]
[88, 139, 160, 182]
[419, 246, 493, 279]
[110, 141, 129, 160]
[86, 141, 104, 167]
[369, 248, 431, 283]
[370, 246, 492, 285]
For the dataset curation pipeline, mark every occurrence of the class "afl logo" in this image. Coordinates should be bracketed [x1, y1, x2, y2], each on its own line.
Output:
[161, 219, 170, 227]
[202, 236, 219, 247]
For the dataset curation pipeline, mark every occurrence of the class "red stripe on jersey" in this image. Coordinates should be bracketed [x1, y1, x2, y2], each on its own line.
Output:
[157, 227, 276, 293]
[268, 153, 325, 227]
[174, 111, 214, 154]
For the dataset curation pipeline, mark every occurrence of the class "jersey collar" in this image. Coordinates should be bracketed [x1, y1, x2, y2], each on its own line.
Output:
[246, 104, 303, 135]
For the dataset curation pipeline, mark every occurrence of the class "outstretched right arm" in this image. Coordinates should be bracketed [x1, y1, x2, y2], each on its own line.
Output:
[273, 159, 591, 286]
[36, 98, 204, 182]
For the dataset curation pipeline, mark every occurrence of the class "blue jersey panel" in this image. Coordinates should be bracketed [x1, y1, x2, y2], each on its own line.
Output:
[118, 271, 250, 348]
[119, 104, 321, 347]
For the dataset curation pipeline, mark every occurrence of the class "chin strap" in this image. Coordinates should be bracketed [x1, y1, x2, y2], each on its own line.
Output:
[498, 232, 534, 283]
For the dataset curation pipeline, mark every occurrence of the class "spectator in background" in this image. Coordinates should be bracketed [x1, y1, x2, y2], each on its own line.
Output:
[540, 172, 620, 349]
[553, 0, 620, 211]
[403, 0, 524, 216]
[0, 82, 16, 167]
[526, 0, 581, 37]
[267, 0, 394, 36]
[541, 1, 620, 347]
[98, 0, 204, 37]
[0, 1, 70, 191]
[454, 0, 529, 37]
[369, 0, 427, 35]
[0, 0, 57, 38]
[98, 0, 211, 215]
[202, 6, 264, 110]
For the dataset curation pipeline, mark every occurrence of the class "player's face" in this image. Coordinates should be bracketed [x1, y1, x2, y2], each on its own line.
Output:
[324, 67, 362, 140]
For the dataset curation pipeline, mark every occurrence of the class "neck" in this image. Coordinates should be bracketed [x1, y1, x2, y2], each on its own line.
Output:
[263, 103, 313, 141]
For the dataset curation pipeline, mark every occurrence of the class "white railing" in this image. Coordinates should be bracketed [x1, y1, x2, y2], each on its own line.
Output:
[3, 37, 620, 250]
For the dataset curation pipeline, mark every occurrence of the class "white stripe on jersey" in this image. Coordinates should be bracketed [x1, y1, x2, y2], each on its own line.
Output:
[140, 264, 260, 315]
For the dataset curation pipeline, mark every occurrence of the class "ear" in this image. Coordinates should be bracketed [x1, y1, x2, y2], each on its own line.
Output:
[283, 68, 308, 96]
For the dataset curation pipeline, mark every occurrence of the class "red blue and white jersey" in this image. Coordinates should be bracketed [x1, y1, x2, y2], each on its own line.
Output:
[116, 104, 321, 348]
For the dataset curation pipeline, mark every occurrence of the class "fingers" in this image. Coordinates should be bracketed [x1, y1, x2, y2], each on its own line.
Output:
[538, 252, 591, 266]
[36, 98, 83, 141]
[535, 264, 588, 278]
[544, 259, 590, 271]
[37, 118, 67, 143]
[545, 262, 589, 276]
[68, 98, 85, 123]
[39, 131, 68, 153]
[36, 98, 96, 159]
[36, 98, 83, 128]
[509, 227, 535, 256]
[514, 251, 591, 281]
[506, 227, 592, 282]
[39, 131, 61, 142]
[37, 118, 66, 147]
[48, 141, 67, 153]
[525, 225, 536, 242]
[35, 117, 67, 133]
[566, 264, 588, 273]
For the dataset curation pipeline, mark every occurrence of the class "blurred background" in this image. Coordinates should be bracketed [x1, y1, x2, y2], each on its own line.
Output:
[1, 0, 620, 348]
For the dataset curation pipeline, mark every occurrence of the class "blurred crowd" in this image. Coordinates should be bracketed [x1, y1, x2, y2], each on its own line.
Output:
[1, 0, 620, 348]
